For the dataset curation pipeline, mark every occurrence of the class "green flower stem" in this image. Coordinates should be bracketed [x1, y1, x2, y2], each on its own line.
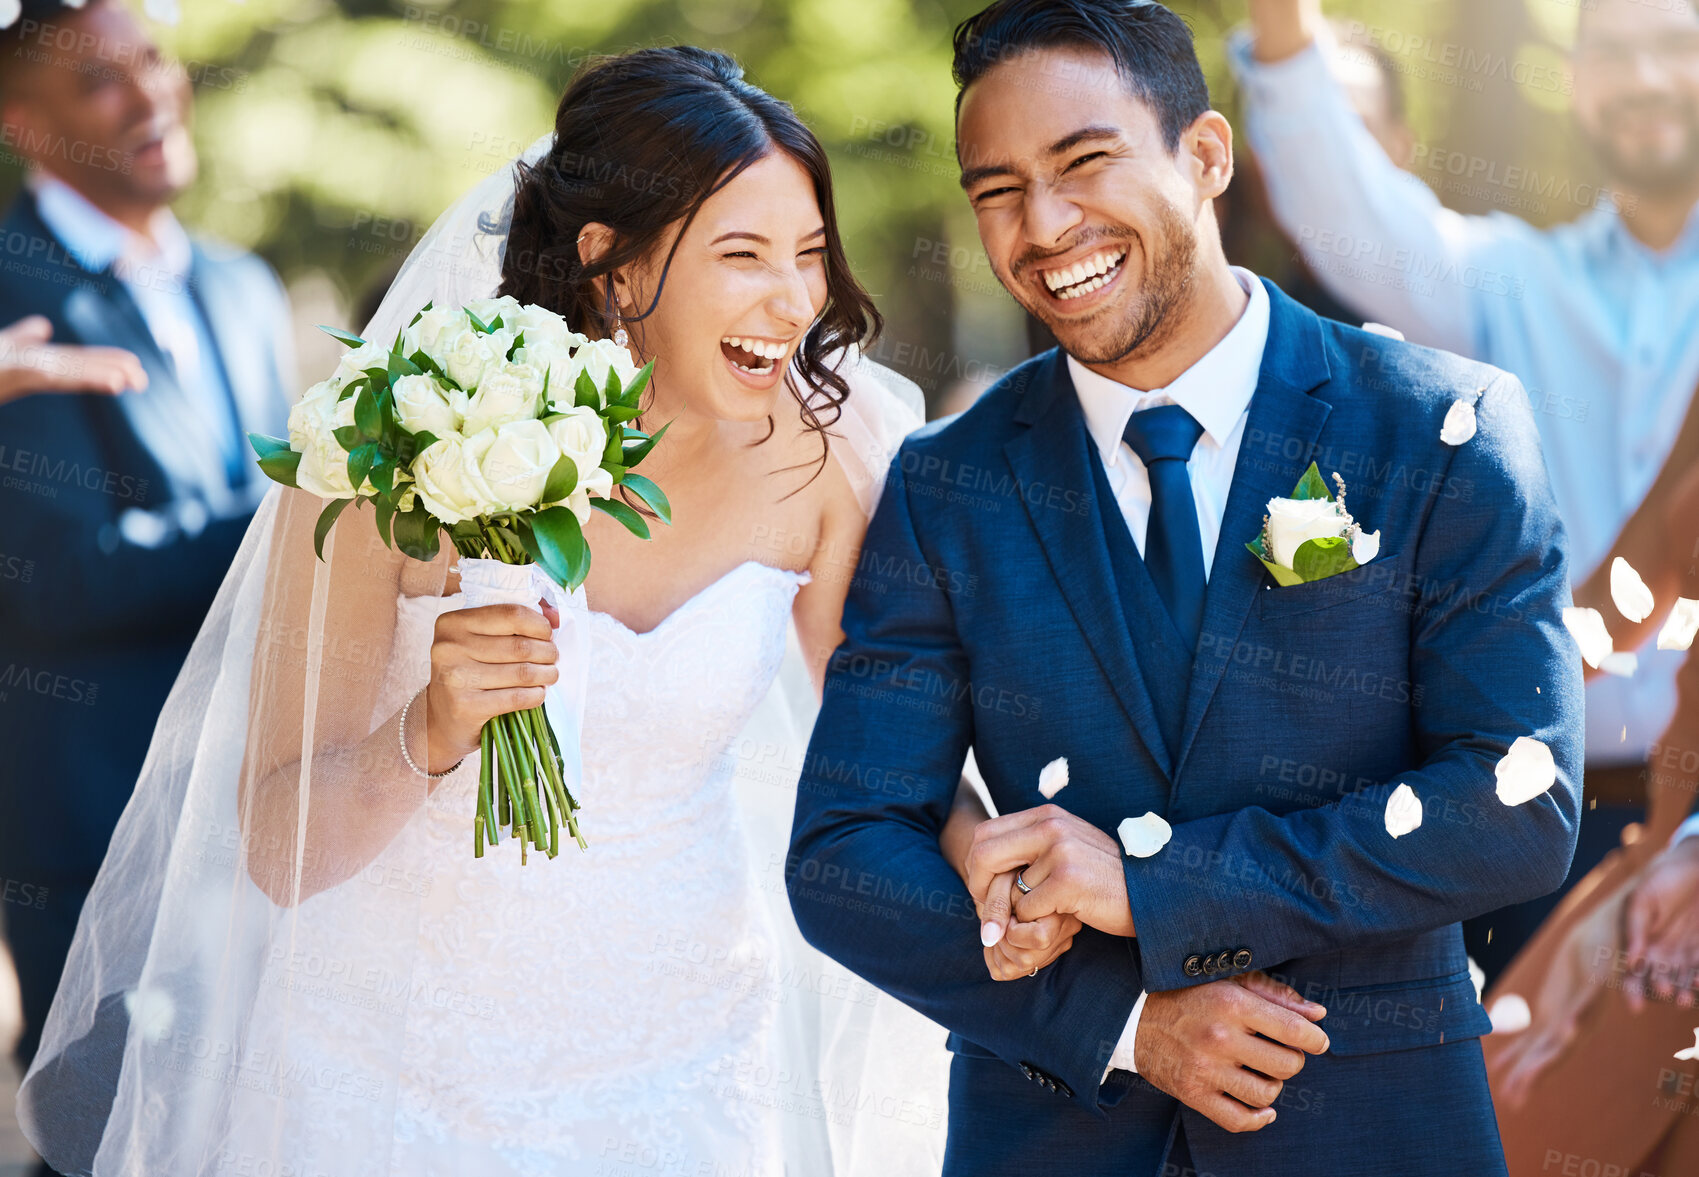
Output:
[490, 713, 528, 846]
[479, 724, 498, 847]
[537, 711, 587, 850]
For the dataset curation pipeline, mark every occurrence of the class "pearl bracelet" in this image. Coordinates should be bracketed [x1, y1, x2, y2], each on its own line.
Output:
[400, 691, 464, 780]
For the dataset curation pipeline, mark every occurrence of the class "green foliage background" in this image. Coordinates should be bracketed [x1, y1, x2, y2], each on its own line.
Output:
[25, 0, 1604, 410]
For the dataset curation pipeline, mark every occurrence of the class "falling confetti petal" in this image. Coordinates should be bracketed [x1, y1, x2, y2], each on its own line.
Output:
[1118, 812, 1173, 858]
[1384, 783, 1423, 838]
[1561, 606, 1614, 670]
[1352, 528, 1381, 565]
[1441, 399, 1478, 446]
[1676, 1029, 1699, 1062]
[144, 0, 180, 24]
[123, 986, 176, 1043]
[1468, 957, 1486, 1002]
[1037, 757, 1070, 800]
[1495, 736, 1558, 806]
[1610, 557, 1656, 623]
[1660, 599, 1699, 652]
[0, 0, 18, 29]
[1489, 994, 1531, 1034]
[1601, 652, 1639, 678]
[1361, 322, 1405, 340]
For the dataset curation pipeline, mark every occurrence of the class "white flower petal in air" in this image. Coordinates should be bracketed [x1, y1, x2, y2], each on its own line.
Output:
[1495, 737, 1557, 807]
[1468, 957, 1486, 1003]
[123, 986, 176, 1043]
[0, 1, 20, 30]
[1675, 1029, 1699, 1062]
[1561, 606, 1615, 670]
[144, 0, 181, 24]
[1351, 528, 1381, 566]
[1600, 652, 1639, 679]
[1659, 599, 1699, 652]
[1361, 322, 1405, 340]
[1610, 557, 1656, 624]
[1118, 813, 1173, 859]
[1384, 783, 1423, 838]
[1440, 399, 1478, 446]
[1037, 757, 1070, 800]
[1488, 994, 1531, 1035]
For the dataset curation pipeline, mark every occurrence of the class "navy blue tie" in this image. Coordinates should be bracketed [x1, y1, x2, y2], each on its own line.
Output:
[1122, 405, 1207, 653]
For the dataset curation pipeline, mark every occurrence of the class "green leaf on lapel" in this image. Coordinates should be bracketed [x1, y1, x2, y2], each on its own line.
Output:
[1293, 535, 1358, 582]
[1246, 540, 1305, 588]
[1291, 462, 1332, 502]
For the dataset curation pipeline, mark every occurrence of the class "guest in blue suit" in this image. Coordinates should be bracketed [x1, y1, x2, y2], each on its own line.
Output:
[0, 0, 291, 1147]
[787, 3, 1584, 1174]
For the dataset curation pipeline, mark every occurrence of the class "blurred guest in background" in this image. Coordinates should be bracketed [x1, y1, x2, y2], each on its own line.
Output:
[0, 4, 292, 1167]
[1483, 389, 1699, 1177]
[1238, 0, 1699, 982]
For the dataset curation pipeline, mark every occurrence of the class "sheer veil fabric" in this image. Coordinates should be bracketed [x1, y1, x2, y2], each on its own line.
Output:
[19, 134, 950, 1175]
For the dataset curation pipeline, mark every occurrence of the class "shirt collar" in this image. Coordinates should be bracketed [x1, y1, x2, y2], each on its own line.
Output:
[28, 172, 192, 283]
[1068, 266, 1269, 468]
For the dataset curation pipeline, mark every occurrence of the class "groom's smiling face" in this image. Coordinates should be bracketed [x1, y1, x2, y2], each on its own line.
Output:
[957, 46, 1230, 367]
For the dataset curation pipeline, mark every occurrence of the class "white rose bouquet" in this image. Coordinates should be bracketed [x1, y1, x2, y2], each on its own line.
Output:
[248, 297, 669, 861]
[1248, 462, 1380, 586]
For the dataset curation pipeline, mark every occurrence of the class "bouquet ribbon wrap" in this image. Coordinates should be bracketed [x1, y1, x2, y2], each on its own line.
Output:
[455, 557, 591, 815]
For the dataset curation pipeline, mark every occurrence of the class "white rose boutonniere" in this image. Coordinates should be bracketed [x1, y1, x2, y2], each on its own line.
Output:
[1247, 462, 1381, 587]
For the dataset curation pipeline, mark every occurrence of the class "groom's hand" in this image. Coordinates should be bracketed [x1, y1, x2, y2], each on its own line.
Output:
[1136, 972, 1331, 1134]
[965, 805, 1136, 942]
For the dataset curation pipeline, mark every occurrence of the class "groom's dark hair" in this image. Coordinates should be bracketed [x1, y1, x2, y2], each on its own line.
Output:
[952, 0, 1210, 152]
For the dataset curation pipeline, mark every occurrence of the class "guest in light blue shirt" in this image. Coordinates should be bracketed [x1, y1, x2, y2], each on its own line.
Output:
[1233, 0, 1699, 978]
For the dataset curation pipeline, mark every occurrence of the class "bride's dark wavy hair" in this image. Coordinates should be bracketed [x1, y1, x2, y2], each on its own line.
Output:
[499, 46, 880, 469]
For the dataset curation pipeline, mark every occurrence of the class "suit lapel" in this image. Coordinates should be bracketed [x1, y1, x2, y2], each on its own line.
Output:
[1004, 354, 1173, 778]
[1172, 281, 1334, 780]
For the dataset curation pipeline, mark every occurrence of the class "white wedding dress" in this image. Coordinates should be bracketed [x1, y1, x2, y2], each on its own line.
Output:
[235, 560, 814, 1177]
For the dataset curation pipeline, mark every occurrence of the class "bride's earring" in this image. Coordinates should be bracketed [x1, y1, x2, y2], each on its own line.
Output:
[612, 310, 629, 349]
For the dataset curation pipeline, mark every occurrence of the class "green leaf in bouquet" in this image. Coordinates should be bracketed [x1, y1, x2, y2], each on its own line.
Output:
[354, 383, 382, 440]
[313, 496, 354, 560]
[602, 425, 625, 464]
[622, 420, 670, 467]
[248, 433, 301, 488]
[1291, 462, 1333, 502]
[542, 454, 579, 504]
[317, 325, 368, 349]
[603, 404, 644, 423]
[374, 495, 397, 549]
[393, 505, 442, 563]
[387, 351, 422, 380]
[574, 368, 601, 409]
[600, 461, 626, 485]
[592, 496, 651, 540]
[621, 361, 654, 407]
[507, 331, 525, 361]
[1292, 535, 1358, 583]
[620, 473, 671, 524]
[488, 315, 505, 332]
[604, 366, 625, 407]
[406, 302, 431, 329]
[347, 443, 379, 494]
[532, 506, 592, 589]
[368, 455, 395, 496]
[1245, 536, 1305, 588]
[411, 431, 441, 453]
[465, 307, 494, 335]
[332, 425, 361, 451]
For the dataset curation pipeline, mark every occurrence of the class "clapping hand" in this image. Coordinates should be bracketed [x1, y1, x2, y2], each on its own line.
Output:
[0, 316, 147, 405]
[1624, 837, 1699, 1011]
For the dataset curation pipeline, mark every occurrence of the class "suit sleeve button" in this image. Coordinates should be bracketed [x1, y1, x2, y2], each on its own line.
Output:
[1201, 953, 1219, 975]
[1183, 954, 1203, 977]
[1233, 948, 1253, 969]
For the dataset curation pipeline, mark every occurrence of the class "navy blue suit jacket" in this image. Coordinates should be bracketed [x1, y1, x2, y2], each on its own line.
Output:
[788, 280, 1584, 1176]
[0, 191, 291, 885]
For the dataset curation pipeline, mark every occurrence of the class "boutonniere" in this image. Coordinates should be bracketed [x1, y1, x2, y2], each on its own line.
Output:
[1246, 462, 1381, 587]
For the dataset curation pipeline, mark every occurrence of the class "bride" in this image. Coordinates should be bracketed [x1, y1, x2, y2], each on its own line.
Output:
[17, 45, 1068, 1177]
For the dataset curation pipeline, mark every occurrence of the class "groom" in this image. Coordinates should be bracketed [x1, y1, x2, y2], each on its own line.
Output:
[788, 1, 1583, 1174]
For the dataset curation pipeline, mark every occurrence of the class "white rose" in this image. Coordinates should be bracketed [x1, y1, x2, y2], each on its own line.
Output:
[287, 380, 358, 499]
[412, 436, 495, 524]
[437, 326, 507, 390]
[392, 374, 460, 438]
[464, 295, 524, 328]
[402, 307, 470, 358]
[510, 303, 585, 350]
[331, 341, 390, 389]
[461, 361, 545, 435]
[519, 339, 587, 410]
[546, 406, 613, 501]
[574, 336, 642, 399]
[1265, 496, 1347, 569]
[462, 420, 562, 513]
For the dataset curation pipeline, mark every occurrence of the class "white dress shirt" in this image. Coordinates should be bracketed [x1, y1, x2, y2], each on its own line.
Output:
[1069, 268, 1271, 1077]
[1230, 28, 1688, 767]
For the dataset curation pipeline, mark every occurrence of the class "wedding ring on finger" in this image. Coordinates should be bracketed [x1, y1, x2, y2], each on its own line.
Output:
[1014, 870, 1033, 895]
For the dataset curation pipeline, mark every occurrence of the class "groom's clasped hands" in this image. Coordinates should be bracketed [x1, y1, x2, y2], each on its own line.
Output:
[962, 805, 1333, 1134]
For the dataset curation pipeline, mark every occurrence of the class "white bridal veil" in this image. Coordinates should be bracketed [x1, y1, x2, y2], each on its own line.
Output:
[18, 134, 950, 1175]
